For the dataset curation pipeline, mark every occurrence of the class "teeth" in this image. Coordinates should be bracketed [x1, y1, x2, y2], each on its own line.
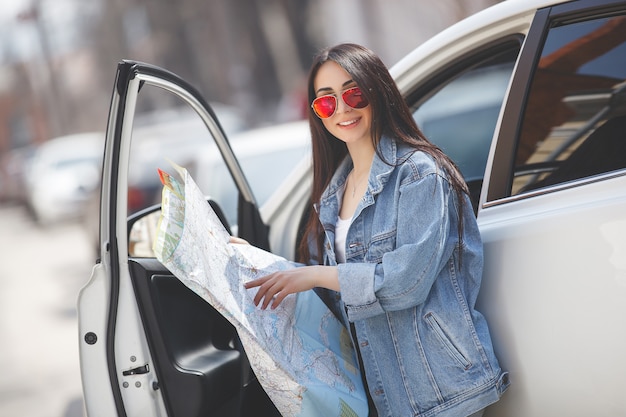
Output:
[339, 119, 357, 126]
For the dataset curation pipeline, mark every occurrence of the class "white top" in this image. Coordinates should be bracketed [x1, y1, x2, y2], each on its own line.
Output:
[335, 216, 351, 263]
[334, 182, 352, 263]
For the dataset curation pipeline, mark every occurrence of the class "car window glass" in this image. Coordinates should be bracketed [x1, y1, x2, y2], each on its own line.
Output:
[511, 14, 626, 195]
[126, 86, 310, 257]
[411, 47, 518, 211]
[127, 86, 241, 256]
[199, 146, 310, 227]
[129, 87, 236, 214]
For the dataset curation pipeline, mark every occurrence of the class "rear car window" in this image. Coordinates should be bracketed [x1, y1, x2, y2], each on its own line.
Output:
[511, 14, 626, 195]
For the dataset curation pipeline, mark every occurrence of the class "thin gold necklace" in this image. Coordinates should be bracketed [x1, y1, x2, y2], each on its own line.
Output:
[349, 170, 366, 198]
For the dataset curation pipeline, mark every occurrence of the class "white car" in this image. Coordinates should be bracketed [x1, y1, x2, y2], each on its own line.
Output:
[78, 0, 626, 416]
[24, 132, 104, 225]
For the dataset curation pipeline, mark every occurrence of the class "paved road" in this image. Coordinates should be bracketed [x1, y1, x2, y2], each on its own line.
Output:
[0, 204, 93, 417]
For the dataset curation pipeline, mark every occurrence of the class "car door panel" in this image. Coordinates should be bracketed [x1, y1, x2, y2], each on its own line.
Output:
[79, 61, 279, 417]
[478, 174, 626, 417]
[78, 262, 119, 416]
[128, 258, 243, 417]
[478, 1, 626, 415]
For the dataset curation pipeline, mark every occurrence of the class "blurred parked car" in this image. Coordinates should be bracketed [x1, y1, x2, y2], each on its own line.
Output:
[24, 132, 104, 225]
[79, 1, 626, 416]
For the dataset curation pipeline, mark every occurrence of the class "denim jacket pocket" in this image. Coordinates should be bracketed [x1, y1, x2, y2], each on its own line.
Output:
[365, 229, 396, 263]
[424, 312, 472, 370]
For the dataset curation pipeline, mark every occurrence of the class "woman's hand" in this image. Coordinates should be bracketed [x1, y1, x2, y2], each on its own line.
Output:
[245, 265, 339, 309]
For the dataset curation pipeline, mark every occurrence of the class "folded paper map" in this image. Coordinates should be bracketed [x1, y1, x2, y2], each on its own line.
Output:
[153, 163, 368, 417]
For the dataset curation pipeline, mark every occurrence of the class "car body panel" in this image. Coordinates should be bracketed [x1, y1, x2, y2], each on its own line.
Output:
[477, 175, 626, 415]
[78, 263, 118, 416]
[477, 0, 626, 414]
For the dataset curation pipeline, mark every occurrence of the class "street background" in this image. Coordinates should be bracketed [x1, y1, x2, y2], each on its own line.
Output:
[0, 205, 88, 417]
[0, 0, 500, 415]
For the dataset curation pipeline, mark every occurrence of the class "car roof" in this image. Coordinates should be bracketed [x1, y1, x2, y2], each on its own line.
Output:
[31, 132, 104, 162]
[390, 0, 563, 91]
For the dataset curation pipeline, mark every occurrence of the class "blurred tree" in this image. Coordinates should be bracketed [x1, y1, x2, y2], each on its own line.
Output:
[280, 0, 317, 73]
[0, 0, 503, 154]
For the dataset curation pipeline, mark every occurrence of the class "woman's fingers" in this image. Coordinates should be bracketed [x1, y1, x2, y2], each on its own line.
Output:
[244, 267, 329, 309]
[245, 270, 313, 309]
[244, 273, 278, 308]
[256, 277, 276, 308]
[244, 275, 267, 289]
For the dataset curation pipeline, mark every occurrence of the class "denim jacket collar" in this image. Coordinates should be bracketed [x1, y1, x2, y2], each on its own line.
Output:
[319, 136, 398, 209]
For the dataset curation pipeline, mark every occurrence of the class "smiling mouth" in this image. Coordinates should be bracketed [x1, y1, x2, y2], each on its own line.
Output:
[338, 118, 359, 126]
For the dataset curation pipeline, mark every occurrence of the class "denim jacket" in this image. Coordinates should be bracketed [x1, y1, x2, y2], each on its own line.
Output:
[313, 136, 509, 417]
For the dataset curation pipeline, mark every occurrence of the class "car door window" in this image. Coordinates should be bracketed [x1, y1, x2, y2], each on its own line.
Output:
[128, 86, 238, 217]
[125, 86, 310, 254]
[125, 85, 241, 256]
[411, 46, 519, 212]
[511, 14, 626, 195]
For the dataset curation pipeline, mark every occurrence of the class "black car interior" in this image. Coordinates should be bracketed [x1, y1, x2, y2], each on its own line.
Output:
[126, 201, 280, 417]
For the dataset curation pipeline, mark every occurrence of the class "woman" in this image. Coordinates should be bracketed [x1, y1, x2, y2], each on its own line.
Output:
[245, 43, 509, 417]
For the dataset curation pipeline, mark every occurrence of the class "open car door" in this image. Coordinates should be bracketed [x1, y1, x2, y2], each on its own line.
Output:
[78, 61, 280, 417]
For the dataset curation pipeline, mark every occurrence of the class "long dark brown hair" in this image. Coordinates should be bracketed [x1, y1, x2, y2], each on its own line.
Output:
[297, 43, 468, 264]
